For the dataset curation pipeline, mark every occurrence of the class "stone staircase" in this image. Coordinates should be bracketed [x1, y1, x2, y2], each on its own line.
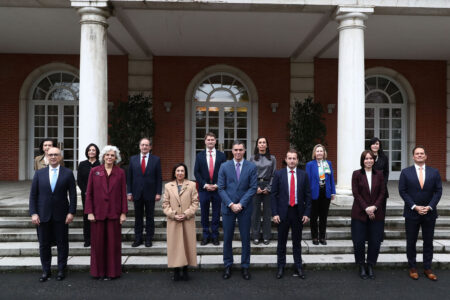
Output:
[0, 202, 449, 271]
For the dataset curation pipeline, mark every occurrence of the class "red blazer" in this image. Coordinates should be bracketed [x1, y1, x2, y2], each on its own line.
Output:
[351, 169, 386, 222]
[85, 165, 128, 220]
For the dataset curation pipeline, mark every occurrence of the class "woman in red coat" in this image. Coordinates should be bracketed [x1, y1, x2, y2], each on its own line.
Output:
[85, 145, 128, 280]
[351, 150, 386, 280]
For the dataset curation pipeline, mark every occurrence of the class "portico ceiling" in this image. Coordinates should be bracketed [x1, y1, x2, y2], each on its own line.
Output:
[1, 0, 450, 60]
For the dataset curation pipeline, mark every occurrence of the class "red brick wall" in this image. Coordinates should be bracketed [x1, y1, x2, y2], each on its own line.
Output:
[315, 58, 447, 179]
[0, 54, 128, 180]
[153, 56, 290, 180]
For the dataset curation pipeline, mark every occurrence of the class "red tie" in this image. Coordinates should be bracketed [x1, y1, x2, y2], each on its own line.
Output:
[141, 155, 146, 174]
[209, 150, 214, 181]
[290, 170, 295, 207]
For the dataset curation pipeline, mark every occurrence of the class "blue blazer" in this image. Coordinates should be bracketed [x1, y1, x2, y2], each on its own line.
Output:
[306, 160, 336, 200]
[194, 150, 227, 190]
[127, 154, 162, 202]
[218, 159, 257, 215]
[29, 166, 77, 222]
[399, 165, 442, 220]
[271, 168, 311, 221]
[271, 168, 312, 221]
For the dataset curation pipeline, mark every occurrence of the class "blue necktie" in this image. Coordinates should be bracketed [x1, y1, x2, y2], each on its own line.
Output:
[51, 168, 57, 192]
[236, 162, 240, 181]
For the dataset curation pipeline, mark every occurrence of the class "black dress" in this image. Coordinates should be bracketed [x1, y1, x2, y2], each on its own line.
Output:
[373, 154, 389, 199]
[77, 159, 100, 244]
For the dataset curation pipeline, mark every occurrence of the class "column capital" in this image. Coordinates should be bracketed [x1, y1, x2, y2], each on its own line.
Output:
[336, 6, 374, 31]
[77, 6, 110, 27]
[71, 0, 109, 8]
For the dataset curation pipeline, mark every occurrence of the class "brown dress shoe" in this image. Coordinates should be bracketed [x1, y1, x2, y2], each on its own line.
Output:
[409, 268, 419, 280]
[424, 269, 437, 281]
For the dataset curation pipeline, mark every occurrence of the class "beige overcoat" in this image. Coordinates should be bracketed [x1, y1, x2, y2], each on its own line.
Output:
[162, 180, 199, 268]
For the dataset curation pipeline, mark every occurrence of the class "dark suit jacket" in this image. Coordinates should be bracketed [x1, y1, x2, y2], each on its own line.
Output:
[399, 165, 442, 220]
[85, 165, 128, 220]
[77, 159, 100, 195]
[127, 153, 162, 202]
[194, 149, 227, 190]
[305, 160, 336, 200]
[271, 168, 312, 221]
[218, 159, 258, 214]
[351, 169, 386, 222]
[29, 166, 77, 222]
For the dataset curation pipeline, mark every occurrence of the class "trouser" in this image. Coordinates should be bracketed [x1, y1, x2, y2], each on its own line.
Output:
[37, 219, 68, 273]
[405, 217, 436, 270]
[134, 197, 155, 241]
[222, 207, 252, 268]
[351, 218, 384, 265]
[199, 190, 221, 239]
[310, 186, 331, 240]
[277, 206, 303, 268]
[251, 193, 272, 241]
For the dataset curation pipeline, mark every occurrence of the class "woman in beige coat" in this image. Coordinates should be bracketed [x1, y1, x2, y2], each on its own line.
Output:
[163, 163, 199, 281]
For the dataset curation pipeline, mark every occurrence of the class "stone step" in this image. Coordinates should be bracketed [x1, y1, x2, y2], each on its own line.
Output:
[0, 239, 448, 257]
[1, 227, 450, 242]
[1, 253, 450, 271]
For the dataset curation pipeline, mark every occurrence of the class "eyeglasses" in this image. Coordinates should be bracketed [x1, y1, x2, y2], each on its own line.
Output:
[48, 154, 60, 157]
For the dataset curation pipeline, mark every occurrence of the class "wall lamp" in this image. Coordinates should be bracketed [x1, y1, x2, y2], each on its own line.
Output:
[327, 104, 336, 114]
[271, 102, 279, 113]
[163, 101, 172, 112]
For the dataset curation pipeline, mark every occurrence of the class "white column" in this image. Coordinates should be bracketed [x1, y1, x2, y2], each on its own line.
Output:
[336, 7, 373, 194]
[77, 6, 109, 162]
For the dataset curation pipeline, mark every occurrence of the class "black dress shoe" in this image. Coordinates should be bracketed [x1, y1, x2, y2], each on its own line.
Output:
[172, 268, 181, 281]
[319, 239, 327, 245]
[201, 237, 210, 246]
[39, 273, 51, 282]
[263, 240, 270, 245]
[132, 240, 143, 247]
[145, 240, 152, 247]
[56, 271, 65, 281]
[253, 239, 259, 245]
[359, 264, 368, 280]
[223, 267, 232, 279]
[242, 268, 251, 280]
[293, 267, 305, 279]
[212, 237, 220, 246]
[367, 264, 375, 279]
[276, 266, 284, 279]
[312, 238, 319, 245]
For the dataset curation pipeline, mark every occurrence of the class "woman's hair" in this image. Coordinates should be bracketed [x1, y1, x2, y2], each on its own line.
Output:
[171, 163, 188, 180]
[368, 137, 386, 157]
[84, 143, 100, 160]
[99, 145, 122, 164]
[311, 144, 327, 160]
[253, 137, 272, 161]
[360, 150, 375, 169]
[39, 138, 56, 154]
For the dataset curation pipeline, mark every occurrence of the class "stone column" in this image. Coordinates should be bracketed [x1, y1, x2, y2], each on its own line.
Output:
[336, 7, 373, 194]
[76, 6, 110, 162]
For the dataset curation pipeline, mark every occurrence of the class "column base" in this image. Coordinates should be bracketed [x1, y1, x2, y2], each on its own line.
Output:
[332, 188, 354, 207]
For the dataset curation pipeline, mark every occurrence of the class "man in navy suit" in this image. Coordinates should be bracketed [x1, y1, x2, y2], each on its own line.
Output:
[194, 132, 227, 246]
[399, 146, 442, 281]
[271, 149, 311, 279]
[29, 147, 77, 282]
[218, 140, 257, 280]
[127, 137, 162, 247]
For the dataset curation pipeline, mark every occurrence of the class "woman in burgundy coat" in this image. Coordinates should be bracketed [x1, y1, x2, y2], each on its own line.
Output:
[85, 145, 128, 280]
[351, 150, 386, 280]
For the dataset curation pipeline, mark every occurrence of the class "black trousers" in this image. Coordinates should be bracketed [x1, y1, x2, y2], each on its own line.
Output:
[134, 197, 155, 241]
[81, 193, 91, 243]
[405, 217, 436, 270]
[310, 186, 331, 239]
[37, 219, 69, 273]
[351, 218, 384, 265]
[277, 206, 303, 268]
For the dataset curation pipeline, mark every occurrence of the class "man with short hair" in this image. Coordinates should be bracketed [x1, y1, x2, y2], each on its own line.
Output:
[127, 137, 162, 247]
[194, 132, 227, 246]
[29, 147, 77, 282]
[218, 140, 257, 280]
[399, 146, 442, 281]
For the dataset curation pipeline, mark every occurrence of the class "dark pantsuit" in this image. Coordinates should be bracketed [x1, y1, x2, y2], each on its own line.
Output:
[81, 193, 91, 243]
[310, 187, 331, 240]
[90, 219, 122, 278]
[351, 219, 384, 265]
[405, 217, 436, 270]
[251, 193, 272, 241]
[38, 219, 68, 273]
[199, 190, 221, 239]
[277, 206, 303, 268]
[222, 208, 251, 268]
[134, 198, 155, 241]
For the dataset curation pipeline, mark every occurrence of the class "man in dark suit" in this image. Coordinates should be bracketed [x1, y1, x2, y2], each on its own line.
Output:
[271, 149, 311, 279]
[194, 132, 227, 246]
[127, 137, 162, 247]
[399, 146, 442, 281]
[218, 140, 257, 280]
[29, 147, 76, 282]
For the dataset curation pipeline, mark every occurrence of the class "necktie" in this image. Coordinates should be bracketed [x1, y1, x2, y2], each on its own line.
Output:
[141, 155, 146, 174]
[51, 168, 57, 192]
[419, 167, 424, 189]
[209, 150, 214, 181]
[236, 162, 240, 181]
[290, 170, 295, 207]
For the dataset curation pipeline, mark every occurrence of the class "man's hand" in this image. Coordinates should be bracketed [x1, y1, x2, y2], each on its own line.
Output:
[120, 213, 126, 225]
[273, 215, 280, 224]
[256, 187, 263, 194]
[206, 184, 218, 191]
[230, 203, 242, 214]
[31, 214, 40, 225]
[65, 213, 74, 224]
[302, 216, 310, 224]
[155, 194, 161, 202]
[88, 213, 96, 222]
[415, 205, 428, 215]
[127, 194, 133, 202]
[262, 189, 269, 194]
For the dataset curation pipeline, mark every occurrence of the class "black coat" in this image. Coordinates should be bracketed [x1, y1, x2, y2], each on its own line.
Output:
[77, 159, 100, 195]
[373, 153, 389, 198]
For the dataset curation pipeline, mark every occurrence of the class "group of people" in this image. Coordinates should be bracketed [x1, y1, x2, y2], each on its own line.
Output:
[29, 134, 442, 283]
